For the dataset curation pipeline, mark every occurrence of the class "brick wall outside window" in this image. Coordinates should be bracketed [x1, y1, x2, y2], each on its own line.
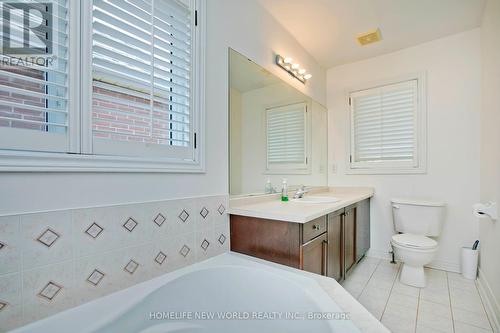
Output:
[0, 66, 47, 131]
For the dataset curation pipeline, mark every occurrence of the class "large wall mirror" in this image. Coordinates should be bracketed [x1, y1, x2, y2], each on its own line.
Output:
[229, 49, 328, 196]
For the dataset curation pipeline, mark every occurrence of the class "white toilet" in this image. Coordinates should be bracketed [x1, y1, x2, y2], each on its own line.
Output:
[390, 198, 446, 288]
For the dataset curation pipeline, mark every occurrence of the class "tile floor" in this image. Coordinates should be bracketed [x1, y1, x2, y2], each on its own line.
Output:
[341, 257, 494, 333]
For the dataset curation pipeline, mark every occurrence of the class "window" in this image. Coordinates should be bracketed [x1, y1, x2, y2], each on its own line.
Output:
[348, 75, 426, 174]
[0, 0, 72, 153]
[0, 0, 204, 172]
[266, 102, 309, 173]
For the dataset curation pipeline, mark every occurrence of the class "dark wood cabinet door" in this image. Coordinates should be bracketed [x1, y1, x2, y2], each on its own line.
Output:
[344, 207, 357, 274]
[327, 211, 344, 281]
[301, 233, 328, 276]
[356, 199, 370, 262]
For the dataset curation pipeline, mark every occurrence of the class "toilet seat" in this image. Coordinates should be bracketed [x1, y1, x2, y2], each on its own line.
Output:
[391, 233, 438, 250]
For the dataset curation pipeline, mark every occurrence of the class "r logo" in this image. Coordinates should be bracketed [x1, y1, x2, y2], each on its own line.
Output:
[1, 2, 52, 55]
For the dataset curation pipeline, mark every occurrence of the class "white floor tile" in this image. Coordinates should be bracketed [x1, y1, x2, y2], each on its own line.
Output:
[366, 275, 396, 291]
[392, 279, 421, 297]
[387, 291, 419, 311]
[453, 321, 492, 333]
[416, 323, 450, 333]
[419, 300, 453, 318]
[452, 307, 492, 330]
[341, 279, 366, 299]
[420, 287, 450, 306]
[341, 258, 493, 333]
[450, 289, 485, 314]
[417, 300, 454, 332]
[358, 288, 390, 320]
[382, 312, 416, 333]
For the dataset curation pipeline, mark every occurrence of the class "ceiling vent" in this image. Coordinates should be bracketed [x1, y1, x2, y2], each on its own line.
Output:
[357, 28, 382, 46]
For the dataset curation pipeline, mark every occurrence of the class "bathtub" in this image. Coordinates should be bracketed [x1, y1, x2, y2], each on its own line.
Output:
[11, 253, 362, 333]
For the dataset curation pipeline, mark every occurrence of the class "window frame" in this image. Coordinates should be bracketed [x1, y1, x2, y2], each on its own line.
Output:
[0, 0, 206, 173]
[346, 72, 427, 175]
[264, 102, 311, 175]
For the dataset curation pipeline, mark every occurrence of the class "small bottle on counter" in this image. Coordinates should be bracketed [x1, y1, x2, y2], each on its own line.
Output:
[265, 178, 273, 194]
[281, 179, 289, 202]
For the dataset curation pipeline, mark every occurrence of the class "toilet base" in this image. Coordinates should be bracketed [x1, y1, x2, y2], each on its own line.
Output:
[399, 264, 426, 288]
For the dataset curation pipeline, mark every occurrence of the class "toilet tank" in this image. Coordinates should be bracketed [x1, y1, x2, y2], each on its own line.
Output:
[391, 199, 446, 236]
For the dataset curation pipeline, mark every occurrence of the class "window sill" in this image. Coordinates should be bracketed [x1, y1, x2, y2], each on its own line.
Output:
[346, 166, 427, 175]
[0, 150, 205, 173]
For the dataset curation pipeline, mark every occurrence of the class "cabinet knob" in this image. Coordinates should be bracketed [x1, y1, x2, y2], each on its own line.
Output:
[313, 224, 321, 231]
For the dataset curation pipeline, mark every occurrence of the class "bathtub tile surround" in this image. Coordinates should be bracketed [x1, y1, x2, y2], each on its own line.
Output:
[0, 195, 229, 332]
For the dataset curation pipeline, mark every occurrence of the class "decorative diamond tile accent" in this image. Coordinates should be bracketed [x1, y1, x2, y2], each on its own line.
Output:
[218, 233, 226, 245]
[36, 228, 60, 247]
[123, 218, 138, 232]
[85, 222, 103, 239]
[87, 269, 105, 286]
[178, 210, 189, 223]
[153, 213, 166, 227]
[0, 241, 5, 250]
[201, 239, 210, 251]
[38, 281, 62, 301]
[124, 259, 139, 274]
[218, 204, 226, 215]
[0, 301, 7, 312]
[179, 245, 190, 257]
[154, 251, 167, 265]
[199, 207, 209, 219]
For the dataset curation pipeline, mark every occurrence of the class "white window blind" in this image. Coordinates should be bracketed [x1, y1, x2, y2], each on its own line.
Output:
[92, 0, 194, 159]
[0, 0, 70, 152]
[266, 103, 308, 170]
[350, 79, 420, 170]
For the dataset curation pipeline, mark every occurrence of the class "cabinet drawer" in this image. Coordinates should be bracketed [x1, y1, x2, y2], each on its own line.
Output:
[302, 216, 327, 243]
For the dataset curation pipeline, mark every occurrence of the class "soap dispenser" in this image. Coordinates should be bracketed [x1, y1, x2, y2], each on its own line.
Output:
[281, 179, 288, 202]
[265, 178, 273, 194]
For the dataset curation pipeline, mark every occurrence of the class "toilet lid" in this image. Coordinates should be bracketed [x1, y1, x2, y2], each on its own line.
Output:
[392, 233, 438, 249]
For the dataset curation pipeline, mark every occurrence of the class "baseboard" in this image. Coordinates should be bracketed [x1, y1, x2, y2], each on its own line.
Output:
[426, 259, 460, 273]
[477, 268, 500, 333]
[366, 249, 460, 272]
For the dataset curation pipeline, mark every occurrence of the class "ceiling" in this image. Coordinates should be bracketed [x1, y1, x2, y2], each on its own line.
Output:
[258, 0, 486, 69]
[229, 50, 281, 92]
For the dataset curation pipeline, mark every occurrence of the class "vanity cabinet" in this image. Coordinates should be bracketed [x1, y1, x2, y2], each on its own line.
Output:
[230, 199, 370, 280]
[326, 210, 343, 281]
[344, 204, 357, 275]
[301, 233, 328, 276]
[230, 215, 328, 274]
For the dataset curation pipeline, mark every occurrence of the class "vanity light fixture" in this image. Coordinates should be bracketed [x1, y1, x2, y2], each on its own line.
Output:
[275, 55, 312, 84]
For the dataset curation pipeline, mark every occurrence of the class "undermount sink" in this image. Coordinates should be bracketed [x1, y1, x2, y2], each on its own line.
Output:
[292, 196, 341, 204]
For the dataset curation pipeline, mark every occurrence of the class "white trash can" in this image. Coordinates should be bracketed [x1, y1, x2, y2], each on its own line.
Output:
[461, 247, 479, 280]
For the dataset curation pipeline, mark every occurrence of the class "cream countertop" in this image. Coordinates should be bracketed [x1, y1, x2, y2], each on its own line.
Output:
[229, 187, 374, 223]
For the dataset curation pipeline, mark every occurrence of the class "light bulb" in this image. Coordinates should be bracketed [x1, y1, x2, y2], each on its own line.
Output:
[284, 57, 293, 64]
[304, 74, 312, 80]
[298, 69, 306, 74]
[292, 63, 300, 69]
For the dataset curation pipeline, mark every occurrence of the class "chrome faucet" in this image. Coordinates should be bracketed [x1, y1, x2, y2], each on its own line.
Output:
[293, 185, 310, 199]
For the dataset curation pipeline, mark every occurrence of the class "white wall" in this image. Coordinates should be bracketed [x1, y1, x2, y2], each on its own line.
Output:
[0, 0, 326, 216]
[479, 0, 500, 324]
[327, 29, 481, 271]
[237, 84, 328, 194]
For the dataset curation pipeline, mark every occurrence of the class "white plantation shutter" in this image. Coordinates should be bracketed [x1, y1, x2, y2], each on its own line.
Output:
[0, 0, 70, 152]
[266, 103, 308, 170]
[92, 0, 194, 159]
[350, 79, 420, 170]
